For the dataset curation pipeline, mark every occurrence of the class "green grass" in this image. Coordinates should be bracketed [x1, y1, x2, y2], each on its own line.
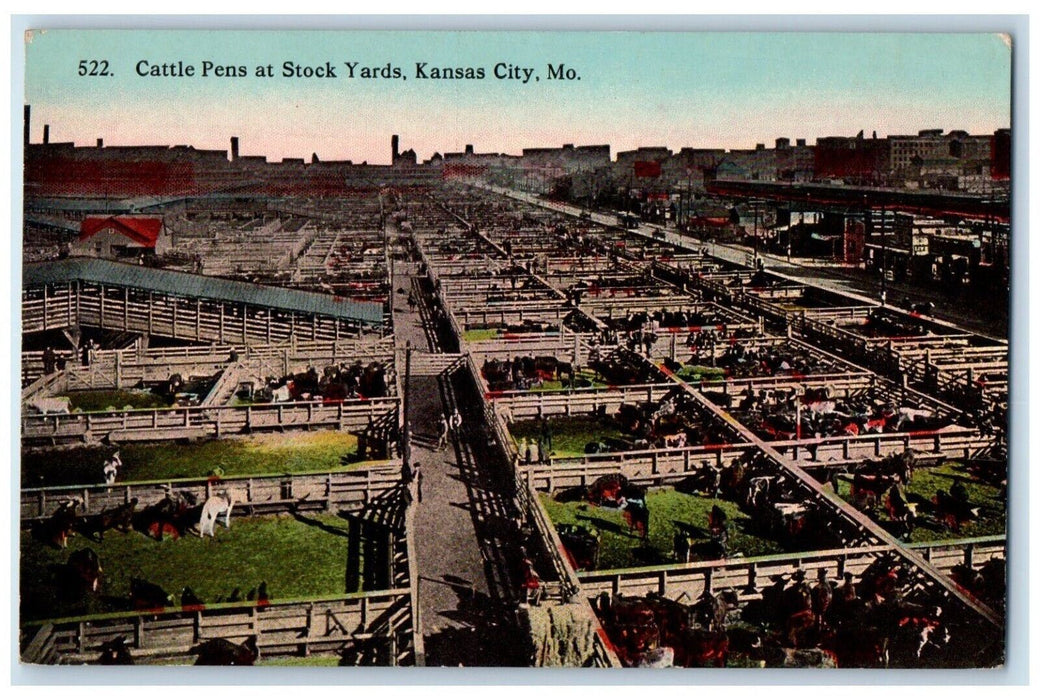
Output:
[836, 461, 1006, 541]
[509, 416, 627, 459]
[675, 365, 728, 382]
[21, 431, 366, 487]
[21, 512, 369, 623]
[258, 655, 344, 666]
[526, 369, 607, 393]
[63, 389, 171, 412]
[463, 328, 501, 342]
[540, 487, 785, 570]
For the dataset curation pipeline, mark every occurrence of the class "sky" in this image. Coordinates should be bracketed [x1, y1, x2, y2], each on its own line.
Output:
[22, 30, 1012, 164]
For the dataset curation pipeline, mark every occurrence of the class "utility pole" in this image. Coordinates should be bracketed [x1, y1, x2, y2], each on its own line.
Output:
[880, 200, 888, 305]
[403, 341, 412, 465]
[753, 199, 760, 266]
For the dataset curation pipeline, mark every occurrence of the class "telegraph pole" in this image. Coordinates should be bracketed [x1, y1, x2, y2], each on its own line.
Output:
[403, 341, 412, 465]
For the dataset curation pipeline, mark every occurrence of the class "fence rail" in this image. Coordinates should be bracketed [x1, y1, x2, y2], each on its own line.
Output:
[22, 396, 399, 444]
[20, 465, 403, 521]
[577, 536, 1006, 602]
[22, 588, 414, 665]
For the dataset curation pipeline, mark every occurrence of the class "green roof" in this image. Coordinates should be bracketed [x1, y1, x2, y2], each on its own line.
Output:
[24, 258, 384, 325]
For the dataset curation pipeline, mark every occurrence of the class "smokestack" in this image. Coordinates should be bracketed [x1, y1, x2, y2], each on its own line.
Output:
[391, 134, 399, 161]
[465, 144, 474, 155]
[23, 105, 30, 148]
[43, 124, 49, 144]
[97, 138, 104, 148]
[230, 137, 239, 161]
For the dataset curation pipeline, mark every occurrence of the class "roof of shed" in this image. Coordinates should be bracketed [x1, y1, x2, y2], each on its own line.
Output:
[24, 258, 385, 324]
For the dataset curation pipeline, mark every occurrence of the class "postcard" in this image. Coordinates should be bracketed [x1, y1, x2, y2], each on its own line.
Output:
[17, 27, 1011, 669]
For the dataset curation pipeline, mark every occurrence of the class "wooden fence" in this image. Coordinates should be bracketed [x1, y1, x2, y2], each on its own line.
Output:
[490, 383, 678, 421]
[23, 281, 379, 347]
[527, 444, 755, 492]
[21, 396, 399, 444]
[577, 535, 1006, 602]
[21, 465, 404, 521]
[22, 588, 415, 666]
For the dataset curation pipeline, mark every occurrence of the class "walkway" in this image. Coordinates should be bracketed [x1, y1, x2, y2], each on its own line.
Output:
[392, 260, 528, 667]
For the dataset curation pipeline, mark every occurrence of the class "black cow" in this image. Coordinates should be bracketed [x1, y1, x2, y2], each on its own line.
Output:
[192, 636, 260, 666]
[130, 577, 174, 611]
[97, 637, 135, 665]
[33, 499, 81, 549]
[79, 498, 138, 542]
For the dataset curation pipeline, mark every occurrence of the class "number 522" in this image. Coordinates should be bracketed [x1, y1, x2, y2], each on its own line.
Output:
[78, 60, 111, 76]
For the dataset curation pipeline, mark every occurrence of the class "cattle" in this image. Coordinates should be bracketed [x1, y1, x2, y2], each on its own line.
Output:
[65, 545, 102, 594]
[677, 628, 730, 668]
[180, 586, 205, 609]
[932, 489, 980, 533]
[198, 493, 235, 538]
[191, 636, 260, 666]
[768, 500, 823, 546]
[692, 590, 738, 633]
[136, 489, 197, 540]
[909, 301, 935, 316]
[622, 498, 651, 540]
[78, 498, 138, 542]
[129, 577, 175, 611]
[850, 473, 902, 514]
[34, 498, 81, 549]
[884, 486, 917, 539]
[97, 637, 135, 665]
[270, 381, 294, 403]
[556, 524, 600, 571]
[586, 473, 645, 508]
[781, 570, 815, 647]
[708, 505, 729, 555]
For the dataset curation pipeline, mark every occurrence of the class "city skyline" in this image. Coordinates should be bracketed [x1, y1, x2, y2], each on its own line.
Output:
[24, 30, 1011, 164]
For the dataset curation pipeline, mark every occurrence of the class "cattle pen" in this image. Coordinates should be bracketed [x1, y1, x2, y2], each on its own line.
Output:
[20, 172, 1009, 669]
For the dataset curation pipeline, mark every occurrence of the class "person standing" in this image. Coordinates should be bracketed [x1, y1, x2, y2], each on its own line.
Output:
[436, 414, 450, 450]
[416, 467, 424, 503]
[449, 408, 463, 438]
[42, 346, 55, 375]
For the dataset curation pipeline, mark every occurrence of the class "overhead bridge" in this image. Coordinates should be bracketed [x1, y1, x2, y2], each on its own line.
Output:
[706, 179, 1010, 224]
[23, 257, 387, 344]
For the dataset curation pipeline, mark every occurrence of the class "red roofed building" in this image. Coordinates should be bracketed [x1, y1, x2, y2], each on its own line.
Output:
[73, 216, 169, 259]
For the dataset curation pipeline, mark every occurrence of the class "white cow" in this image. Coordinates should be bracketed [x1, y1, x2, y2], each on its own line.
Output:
[103, 451, 122, 485]
[198, 493, 235, 538]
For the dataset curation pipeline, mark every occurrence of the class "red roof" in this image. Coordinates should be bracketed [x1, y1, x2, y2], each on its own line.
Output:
[80, 216, 163, 247]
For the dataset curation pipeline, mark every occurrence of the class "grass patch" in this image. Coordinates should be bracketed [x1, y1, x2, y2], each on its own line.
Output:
[21, 431, 366, 487]
[835, 461, 1006, 541]
[258, 655, 344, 666]
[63, 389, 170, 412]
[675, 365, 728, 382]
[463, 328, 501, 342]
[21, 512, 373, 622]
[540, 487, 785, 570]
[510, 416, 627, 459]
[526, 369, 607, 393]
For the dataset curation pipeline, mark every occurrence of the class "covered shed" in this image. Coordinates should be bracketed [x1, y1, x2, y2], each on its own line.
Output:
[72, 215, 169, 259]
